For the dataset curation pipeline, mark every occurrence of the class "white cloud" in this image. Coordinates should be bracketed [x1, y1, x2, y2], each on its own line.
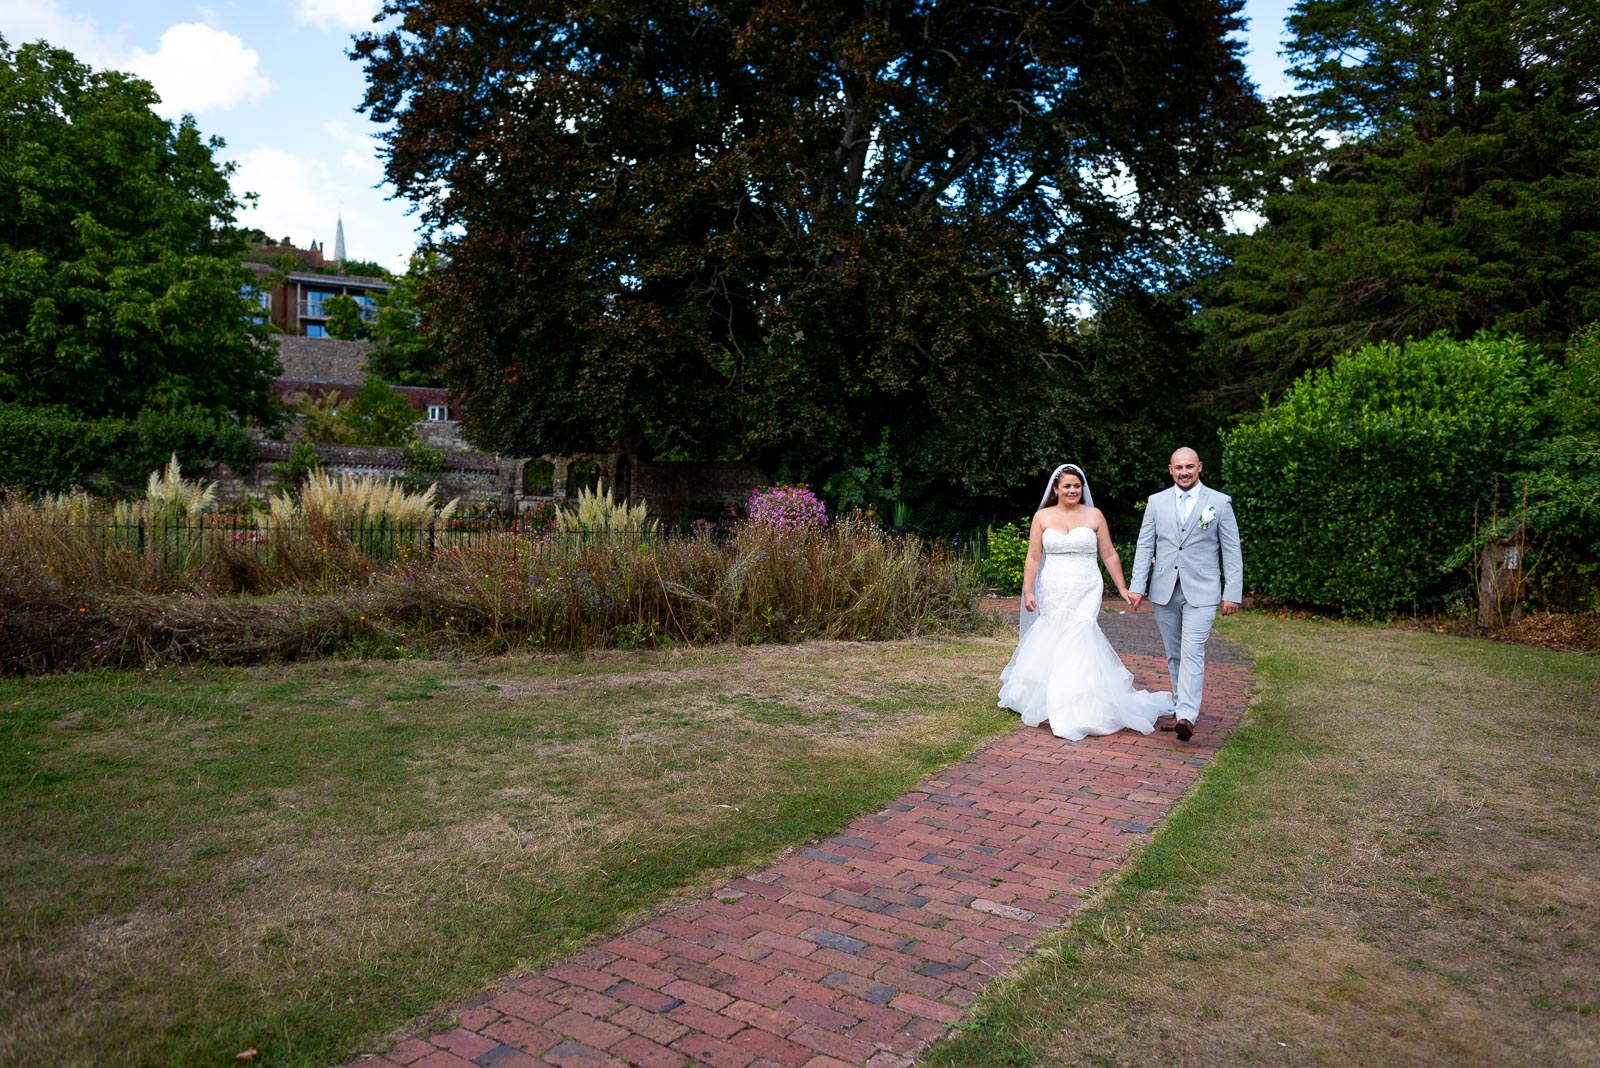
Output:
[325, 117, 385, 184]
[0, 0, 126, 68]
[234, 146, 334, 246]
[128, 23, 269, 117]
[231, 145, 419, 274]
[293, 0, 381, 32]
[0, 4, 269, 117]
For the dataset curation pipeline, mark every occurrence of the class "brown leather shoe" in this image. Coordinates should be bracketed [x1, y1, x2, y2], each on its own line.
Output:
[1155, 714, 1178, 732]
[1174, 718, 1195, 742]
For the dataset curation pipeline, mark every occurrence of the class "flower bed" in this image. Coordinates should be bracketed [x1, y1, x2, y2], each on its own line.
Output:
[1, 517, 983, 673]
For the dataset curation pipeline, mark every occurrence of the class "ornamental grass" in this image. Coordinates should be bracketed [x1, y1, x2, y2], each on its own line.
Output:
[0, 497, 984, 673]
[554, 477, 654, 537]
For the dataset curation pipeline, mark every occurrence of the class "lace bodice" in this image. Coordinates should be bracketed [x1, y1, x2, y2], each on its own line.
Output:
[1034, 525, 1102, 626]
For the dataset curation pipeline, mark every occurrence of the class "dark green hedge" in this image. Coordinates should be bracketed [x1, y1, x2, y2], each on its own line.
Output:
[0, 405, 257, 494]
[1220, 333, 1553, 617]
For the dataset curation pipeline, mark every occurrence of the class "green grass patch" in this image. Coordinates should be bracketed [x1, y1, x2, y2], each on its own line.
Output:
[0, 638, 1018, 1067]
[926, 614, 1600, 1068]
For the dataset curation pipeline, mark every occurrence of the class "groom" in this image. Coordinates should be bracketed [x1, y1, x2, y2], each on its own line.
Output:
[1126, 448, 1243, 741]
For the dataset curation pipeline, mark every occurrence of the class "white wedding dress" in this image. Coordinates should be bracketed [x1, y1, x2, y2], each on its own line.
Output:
[998, 526, 1172, 740]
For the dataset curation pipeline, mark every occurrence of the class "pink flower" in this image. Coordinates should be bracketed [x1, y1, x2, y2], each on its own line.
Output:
[747, 485, 829, 529]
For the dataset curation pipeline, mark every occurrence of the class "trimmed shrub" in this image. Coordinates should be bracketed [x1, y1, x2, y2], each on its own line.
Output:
[1221, 332, 1553, 616]
[983, 517, 1030, 593]
[0, 405, 256, 494]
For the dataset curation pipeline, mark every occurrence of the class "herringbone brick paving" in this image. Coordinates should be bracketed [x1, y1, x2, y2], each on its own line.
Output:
[352, 607, 1252, 1068]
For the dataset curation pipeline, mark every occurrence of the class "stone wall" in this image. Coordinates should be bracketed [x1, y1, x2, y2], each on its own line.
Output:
[206, 438, 767, 522]
[413, 420, 470, 451]
[208, 440, 515, 509]
[189, 335, 770, 515]
[272, 337, 370, 382]
[271, 336, 464, 430]
[512, 454, 765, 523]
[633, 460, 765, 523]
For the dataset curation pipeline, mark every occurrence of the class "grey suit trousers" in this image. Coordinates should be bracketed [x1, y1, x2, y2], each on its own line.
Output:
[1151, 577, 1216, 723]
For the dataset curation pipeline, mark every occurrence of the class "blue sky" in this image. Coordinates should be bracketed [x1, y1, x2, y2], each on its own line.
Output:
[1, 1, 1299, 275]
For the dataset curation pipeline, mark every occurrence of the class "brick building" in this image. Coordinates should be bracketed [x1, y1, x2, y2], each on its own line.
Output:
[244, 222, 395, 338]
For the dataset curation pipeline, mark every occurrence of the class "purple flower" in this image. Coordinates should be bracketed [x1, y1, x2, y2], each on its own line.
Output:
[747, 485, 828, 529]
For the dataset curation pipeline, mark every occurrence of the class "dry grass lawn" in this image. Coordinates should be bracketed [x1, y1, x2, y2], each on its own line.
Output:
[928, 614, 1599, 1067]
[0, 637, 1016, 1068]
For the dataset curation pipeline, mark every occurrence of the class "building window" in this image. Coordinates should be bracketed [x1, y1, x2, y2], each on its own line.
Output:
[303, 289, 337, 318]
[241, 284, 270, 324]
[305, 323, 330, 338]
[427, 404, 449, 422]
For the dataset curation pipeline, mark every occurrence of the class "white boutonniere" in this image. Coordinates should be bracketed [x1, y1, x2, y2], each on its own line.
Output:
[1198, 504, 1218, 530]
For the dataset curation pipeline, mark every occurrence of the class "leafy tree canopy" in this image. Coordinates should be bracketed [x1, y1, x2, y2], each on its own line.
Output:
[1042, 291, 1218, 508]
[295, 389, 356, 445]
[363, 250, 443, 387]
[342, 374, 421, 447]
[0, 39, 281, 424]
[1199, 0, 1600, 405]
[294, 376, 419, 447]
[323, 293, 366, 341]
[337, 258, 387, 279]
[355, 0, 1259, 519]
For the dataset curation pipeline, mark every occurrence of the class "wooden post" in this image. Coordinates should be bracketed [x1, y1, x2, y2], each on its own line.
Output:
[1477, 535, 1526, 630]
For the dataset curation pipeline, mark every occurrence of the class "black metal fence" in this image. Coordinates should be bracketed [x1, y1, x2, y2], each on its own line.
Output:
[30, 516, 714, 569]
[15, 515, 977, 589]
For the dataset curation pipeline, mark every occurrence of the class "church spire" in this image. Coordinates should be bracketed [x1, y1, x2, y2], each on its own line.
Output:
[333, 212, 346, 271]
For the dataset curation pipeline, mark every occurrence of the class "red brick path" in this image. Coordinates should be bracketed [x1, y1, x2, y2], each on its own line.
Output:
[353, 649, 1253, 1068]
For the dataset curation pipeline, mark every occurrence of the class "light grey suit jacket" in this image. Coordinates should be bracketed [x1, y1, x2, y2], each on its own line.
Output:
[1129, 482, 1243, 607]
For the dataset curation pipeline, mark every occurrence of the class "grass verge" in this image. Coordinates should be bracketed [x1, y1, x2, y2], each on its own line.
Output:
[925, 614, 1599, 1067]
[0, 637, 1017, 1067]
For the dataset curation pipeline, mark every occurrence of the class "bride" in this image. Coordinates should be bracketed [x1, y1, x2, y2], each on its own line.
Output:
[998, 464, 1172, 740]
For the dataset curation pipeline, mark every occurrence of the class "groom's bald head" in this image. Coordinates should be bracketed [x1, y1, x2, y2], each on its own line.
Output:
[1169, 448, 1201, 490]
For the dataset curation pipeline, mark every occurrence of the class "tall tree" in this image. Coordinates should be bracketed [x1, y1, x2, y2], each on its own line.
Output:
[0, 39, 280, 424]
[363, 251, 444, 387]
[1045, 291, 1217, 508]
[1200, 0, 1600, 404]
[356, 0, 1258, 514]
